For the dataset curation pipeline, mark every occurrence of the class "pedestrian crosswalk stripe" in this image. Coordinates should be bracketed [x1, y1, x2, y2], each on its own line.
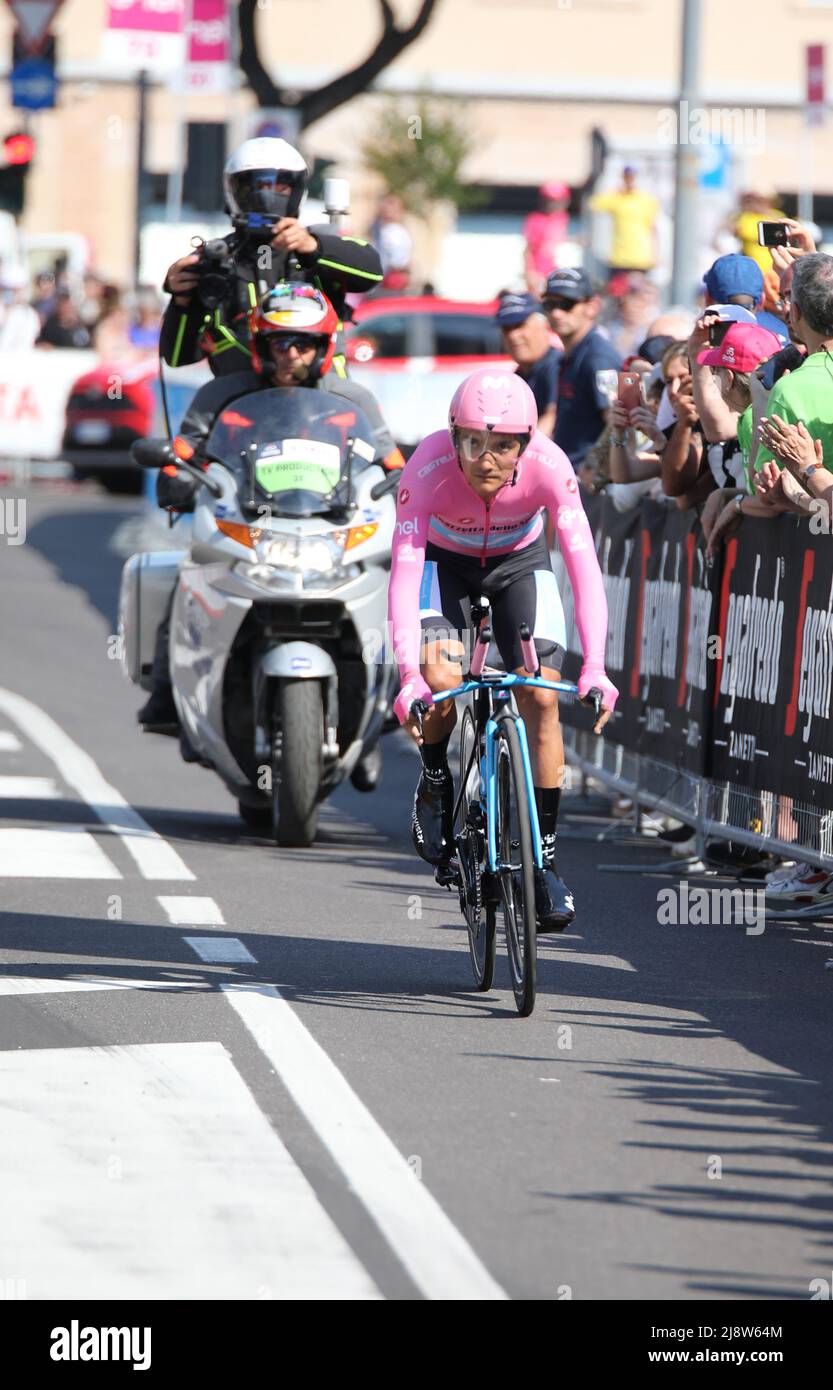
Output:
[0, 776, 59, 799]
[0, 976, 201, 996]
[0, 731, 22, 752]
[184, 936, 256, 963]
[157, 895, 225, 926]
[0, 827, 121, 878]
[224, 983, 508, 1301]
[0, 688, 194, 881]
[0, 1041, 381, 1299]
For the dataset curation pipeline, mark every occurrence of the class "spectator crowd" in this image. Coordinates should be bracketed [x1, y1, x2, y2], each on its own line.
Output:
[498, 182, 833, 907]
[0, 262, 163, 359]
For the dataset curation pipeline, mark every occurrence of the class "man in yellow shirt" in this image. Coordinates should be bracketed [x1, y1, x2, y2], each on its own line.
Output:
[727, 190, 784, 275]
[589, 166, 660, 278]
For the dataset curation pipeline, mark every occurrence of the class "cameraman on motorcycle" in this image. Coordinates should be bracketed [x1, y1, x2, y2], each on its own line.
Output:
[140, 283, 402, 793]
[159, 138, 383, 378]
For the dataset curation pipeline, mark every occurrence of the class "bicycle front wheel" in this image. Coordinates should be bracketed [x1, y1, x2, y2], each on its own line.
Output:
[494, 713, 537, 1016]
[458, 706, 496, 991]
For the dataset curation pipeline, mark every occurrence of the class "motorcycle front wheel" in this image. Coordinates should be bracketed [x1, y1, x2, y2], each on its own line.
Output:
[272, 680, 323, 848]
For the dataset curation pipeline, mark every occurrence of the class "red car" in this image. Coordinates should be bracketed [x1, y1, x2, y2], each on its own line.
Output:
[345, 296, 512, 450]
[63, 361, 157, 493]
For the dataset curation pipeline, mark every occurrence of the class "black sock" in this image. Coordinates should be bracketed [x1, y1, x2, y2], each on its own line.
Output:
[535, 786, 561, 841]
[421, 734, 451, 778]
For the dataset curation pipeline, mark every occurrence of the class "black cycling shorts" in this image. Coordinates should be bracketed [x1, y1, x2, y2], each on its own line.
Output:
[418, 534, 566, 672]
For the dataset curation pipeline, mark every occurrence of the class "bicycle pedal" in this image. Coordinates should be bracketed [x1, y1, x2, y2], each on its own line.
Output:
[434, 861, 460, 889]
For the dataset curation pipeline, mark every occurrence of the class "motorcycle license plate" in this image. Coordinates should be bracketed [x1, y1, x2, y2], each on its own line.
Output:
[74, 420, 112, 444]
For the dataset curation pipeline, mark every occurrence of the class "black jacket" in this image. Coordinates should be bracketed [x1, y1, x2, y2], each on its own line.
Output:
[159, 225, 382, 377]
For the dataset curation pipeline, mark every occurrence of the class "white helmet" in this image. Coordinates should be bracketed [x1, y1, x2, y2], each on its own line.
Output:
[223, 138, 309, 223]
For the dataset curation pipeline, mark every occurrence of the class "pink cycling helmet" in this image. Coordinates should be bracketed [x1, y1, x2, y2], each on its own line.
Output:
[448, 366, 538, 441]
[541, 180, 569, 202]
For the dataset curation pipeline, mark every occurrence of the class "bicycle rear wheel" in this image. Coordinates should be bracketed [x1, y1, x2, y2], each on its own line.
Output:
[494, 713, 537, 1016]
[458, 707, 496, 990]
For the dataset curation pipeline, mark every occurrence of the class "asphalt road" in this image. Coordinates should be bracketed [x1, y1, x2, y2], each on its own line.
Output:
[0, 478, 831, 1302]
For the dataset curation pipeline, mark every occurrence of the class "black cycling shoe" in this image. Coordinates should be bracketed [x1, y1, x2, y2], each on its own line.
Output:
[350, 746, 382, 793]
[534, 839, 575, 932]
[412, 768, 454, 865]
[137, 686, 179, 735]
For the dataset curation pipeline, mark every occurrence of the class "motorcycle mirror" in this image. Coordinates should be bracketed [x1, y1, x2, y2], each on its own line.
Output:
[131, 437, 174, 470]
[369, 471, 400, 501]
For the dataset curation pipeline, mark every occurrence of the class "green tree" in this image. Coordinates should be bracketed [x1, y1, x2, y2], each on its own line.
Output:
[361, 96, 485, 218]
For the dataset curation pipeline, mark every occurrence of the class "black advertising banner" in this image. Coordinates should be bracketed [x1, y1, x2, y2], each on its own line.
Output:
[555, 495, 717, 776]
[710, 516, 833, 814]
[623, 500, 714, 774]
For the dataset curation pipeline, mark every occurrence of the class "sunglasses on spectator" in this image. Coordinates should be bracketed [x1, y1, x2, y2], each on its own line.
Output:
[542, 296, 584, 312]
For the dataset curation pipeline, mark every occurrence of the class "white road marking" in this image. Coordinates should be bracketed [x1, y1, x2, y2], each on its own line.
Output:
[543, 949, 637, 972]
[0, 731, 22, 752]
[0, 688, 194, 881]
[0, 775, 59, 799]
[184, 936, 256, 964]
[157, 895, 225, 926]
[0, 1041, 381, 1299]
[0, 827, 121, 878]
[0, 976, 200, 996]
[224, 983, 507, 1301]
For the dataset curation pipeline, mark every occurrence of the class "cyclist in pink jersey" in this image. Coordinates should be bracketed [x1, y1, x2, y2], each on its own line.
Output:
[388, 366, 619, 931]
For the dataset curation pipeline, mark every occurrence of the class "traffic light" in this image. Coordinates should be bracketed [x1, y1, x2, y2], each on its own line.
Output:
[0, 130, 35, 215]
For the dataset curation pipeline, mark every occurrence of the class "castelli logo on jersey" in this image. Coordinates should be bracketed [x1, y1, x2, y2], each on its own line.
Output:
[566, 476, 577, 492]
[398, 488, 410, 504]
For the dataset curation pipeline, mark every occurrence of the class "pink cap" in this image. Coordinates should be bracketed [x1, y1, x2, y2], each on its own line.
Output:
[540, 181, 569, 201]
[697, 321, 782, 372]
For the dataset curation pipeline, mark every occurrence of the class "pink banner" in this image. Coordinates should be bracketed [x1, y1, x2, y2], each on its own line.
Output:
[106, 0, 185, 33]
[188, 0, 230, 64]
[806, 43, 826, 128]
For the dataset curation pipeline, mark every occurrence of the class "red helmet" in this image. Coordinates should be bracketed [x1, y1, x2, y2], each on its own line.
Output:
[249, 283, 338, 382]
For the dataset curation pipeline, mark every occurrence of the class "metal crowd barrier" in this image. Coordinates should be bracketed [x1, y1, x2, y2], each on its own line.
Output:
[562, 724, 833, 874]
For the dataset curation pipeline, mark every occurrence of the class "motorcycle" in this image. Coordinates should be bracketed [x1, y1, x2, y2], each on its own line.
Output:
[119, 386, 398, 847]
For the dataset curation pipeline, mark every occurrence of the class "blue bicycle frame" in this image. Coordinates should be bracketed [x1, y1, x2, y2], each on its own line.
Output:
[431, 674, 579, 873]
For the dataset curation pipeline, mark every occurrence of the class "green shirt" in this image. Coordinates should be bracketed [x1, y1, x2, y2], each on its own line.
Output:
[752, 352, 833, 483]
[737, 404, 753, 493]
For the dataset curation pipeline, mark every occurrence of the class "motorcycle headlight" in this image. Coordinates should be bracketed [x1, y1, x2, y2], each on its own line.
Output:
[256, 533, 340, 574]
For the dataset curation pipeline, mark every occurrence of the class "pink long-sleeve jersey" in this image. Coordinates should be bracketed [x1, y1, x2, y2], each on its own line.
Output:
[387, 428, 610, 680]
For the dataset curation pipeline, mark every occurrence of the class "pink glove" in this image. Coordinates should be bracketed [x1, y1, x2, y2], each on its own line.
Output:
[578, 663, 619, 713]
[393, 672, 434, 726]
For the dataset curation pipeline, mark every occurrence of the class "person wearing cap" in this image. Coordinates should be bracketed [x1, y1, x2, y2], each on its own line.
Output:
[523, 182, 570, 295]
[588, 165, 660, 278]
[543, 267, 620, 469]
[690, 319, 782, 493]
[600, 272, 658, 359]
[703, 253, 790, 348]
[496, 292, 561, 438]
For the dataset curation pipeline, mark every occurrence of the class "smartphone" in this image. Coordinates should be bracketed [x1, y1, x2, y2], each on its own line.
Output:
[617, 371, 643, 413]
[757, 221, 789, 248]
[757, 342, 804, 390]
[708, 318, 732, 348]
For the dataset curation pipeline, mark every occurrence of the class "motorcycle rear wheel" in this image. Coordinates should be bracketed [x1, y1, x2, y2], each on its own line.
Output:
[273, 680, 323, 848]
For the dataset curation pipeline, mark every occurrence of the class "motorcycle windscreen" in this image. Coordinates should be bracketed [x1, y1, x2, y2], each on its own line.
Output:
[205, 386, 377, 517]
